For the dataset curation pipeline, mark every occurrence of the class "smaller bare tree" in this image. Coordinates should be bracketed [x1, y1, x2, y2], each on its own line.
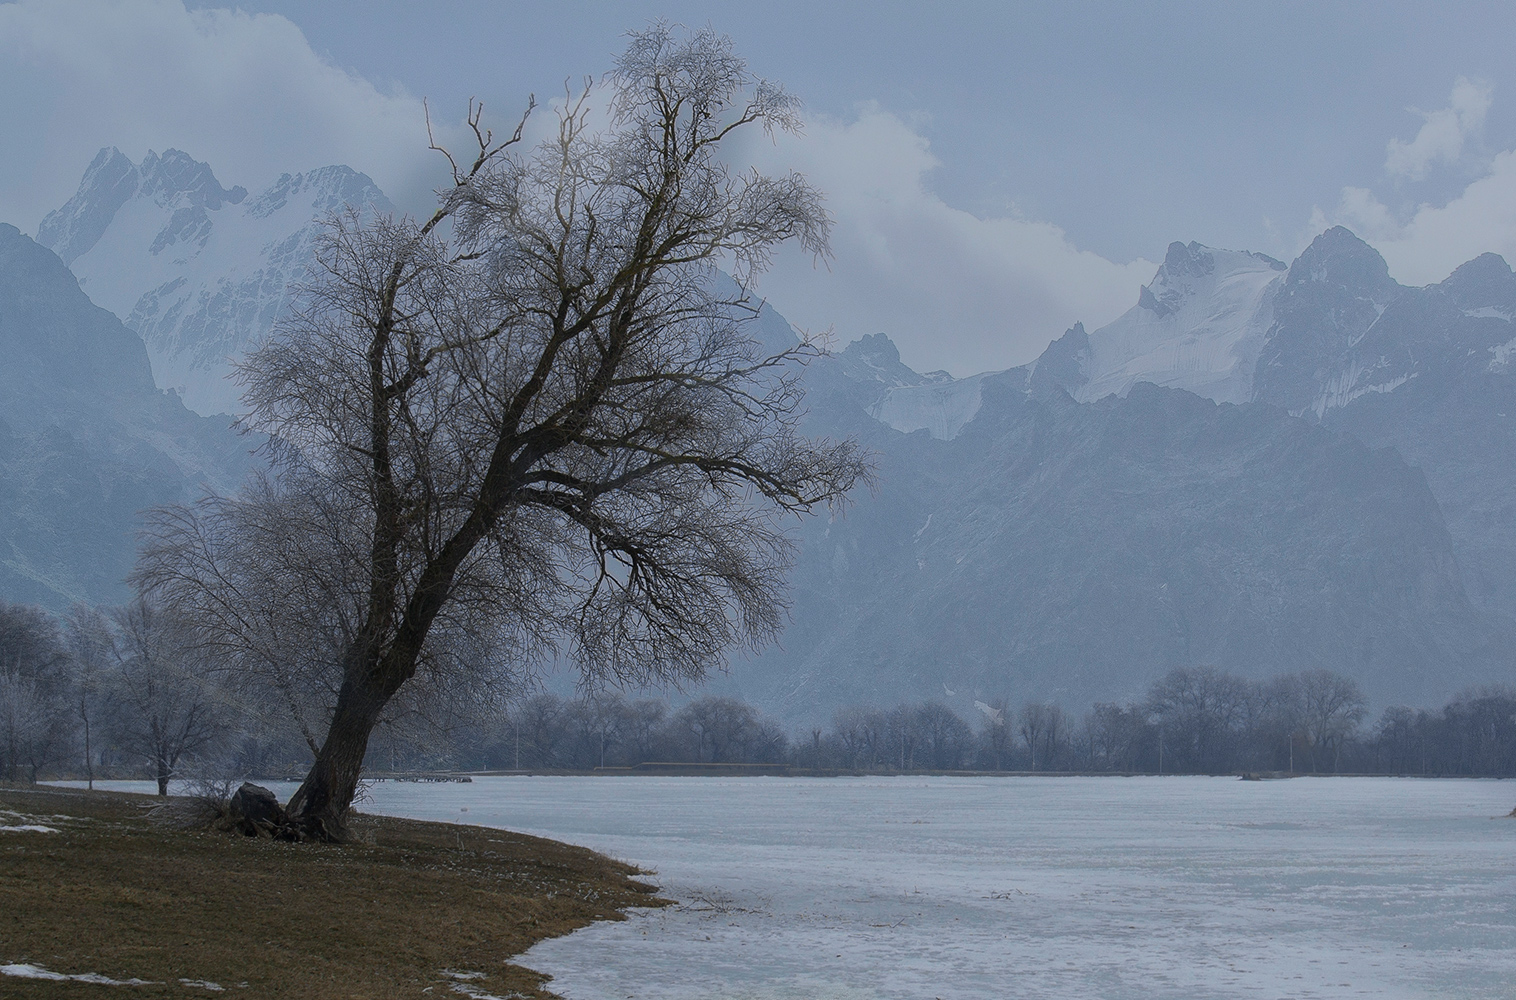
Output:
[619, 698, 669, 765]
[914, 702, 972, 770]
[1083, 702, 1152, 772]
[563, 692, 626, 769]
[0, 600, 71, 783]
[1295, 669, 1366, 773]
[886, 704, 922, 771]
[64, 604, 116, 789]
[977, 696, 1012, 770]
[669, 696, 785, 763]
[831, 705, 875, 770]
[110, 600, 227, 795]
[1019, 702, 1060, 771]
[511, 693, 570, 769]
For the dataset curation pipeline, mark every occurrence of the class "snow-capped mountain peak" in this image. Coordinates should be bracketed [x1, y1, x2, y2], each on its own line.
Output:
[1077, 241, 1286, 405]
[837, 334, 984, 440]
[37, 148, 391, 417]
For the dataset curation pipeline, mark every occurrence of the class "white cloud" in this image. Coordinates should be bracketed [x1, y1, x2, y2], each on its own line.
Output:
[1383, 76, 1491, 182]
[737, 107, 1154, 377]
[1345, 150, 1516, 285]
[0, 3, 1152, 377]
[1322, 187, 1401, 243]
[0, 0, 452, 231]
[1317, 77, 1516, 286]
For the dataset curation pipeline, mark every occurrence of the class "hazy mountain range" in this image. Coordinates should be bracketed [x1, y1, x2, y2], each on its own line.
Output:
[718, 229, 1516, 722]
[4, 148, 1514, 720]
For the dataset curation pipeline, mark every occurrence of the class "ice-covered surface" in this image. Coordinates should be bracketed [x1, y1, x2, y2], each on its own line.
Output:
[76, 776, 1516, 998]
[1079, 243, 1284, 405]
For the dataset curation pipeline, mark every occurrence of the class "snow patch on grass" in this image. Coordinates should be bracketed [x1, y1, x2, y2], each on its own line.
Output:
[2, 963, 157, 985]
[442, 971, 524, 1000]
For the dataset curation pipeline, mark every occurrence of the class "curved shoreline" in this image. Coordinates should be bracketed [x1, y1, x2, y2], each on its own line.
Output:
[0, 782, 663, 999]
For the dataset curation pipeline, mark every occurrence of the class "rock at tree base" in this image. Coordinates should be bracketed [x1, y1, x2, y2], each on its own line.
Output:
[229, 782, 290, 838]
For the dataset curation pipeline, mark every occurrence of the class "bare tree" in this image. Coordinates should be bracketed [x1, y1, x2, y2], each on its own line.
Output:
[1019, 702, 1066, 771]
[1294, 669, 1366, 773]
[1083, 702, 1153, 772]
[0, 601, 71, 783]
[109, 601, 227, 796]
[975, 697, 1013, 771]
[831, 705, 890, 770]
[134, 25, 866, 836]
[1372, 705, 1424, 775]
[64, 605, 116, 789]
[618, 698, 669, 765]
[668, 696, 785, 763]
[1145, 667, 1253, 773]
[886, 704, 923, 771]
[563, 692, 626, 769]
[1258, 673, 1307, 773]
[511, 693, 570, 769]
[914, 702, 972, 770]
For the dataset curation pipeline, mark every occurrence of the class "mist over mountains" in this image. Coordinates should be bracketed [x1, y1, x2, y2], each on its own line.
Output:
[4, 149, 1514, 720]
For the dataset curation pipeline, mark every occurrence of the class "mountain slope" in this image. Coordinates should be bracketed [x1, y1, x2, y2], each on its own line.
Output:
[719, 332, 1498, 725]
[0, 224, 251, 608]
[1016, 226, 1516, 629]
[38, 147, 392, 416]
[1248, 230, 1516, 620]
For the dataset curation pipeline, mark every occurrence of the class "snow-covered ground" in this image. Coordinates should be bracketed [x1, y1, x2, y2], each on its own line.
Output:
[78, 776, 1516, 999]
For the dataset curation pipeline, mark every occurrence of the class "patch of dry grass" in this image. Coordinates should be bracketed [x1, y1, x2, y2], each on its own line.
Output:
[0, 783, 664, 998]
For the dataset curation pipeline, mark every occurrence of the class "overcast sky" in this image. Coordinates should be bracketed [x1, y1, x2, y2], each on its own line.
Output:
[5, 0, 1516, 375]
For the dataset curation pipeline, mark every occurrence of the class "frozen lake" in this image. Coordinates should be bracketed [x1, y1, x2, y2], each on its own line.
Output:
[75, 775, 1516, 998]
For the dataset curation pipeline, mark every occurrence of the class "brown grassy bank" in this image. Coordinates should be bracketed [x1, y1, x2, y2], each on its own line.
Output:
[0, 783, 664, 998]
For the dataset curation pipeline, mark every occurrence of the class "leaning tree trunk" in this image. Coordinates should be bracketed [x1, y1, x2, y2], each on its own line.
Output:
[285, 652, 413, 840]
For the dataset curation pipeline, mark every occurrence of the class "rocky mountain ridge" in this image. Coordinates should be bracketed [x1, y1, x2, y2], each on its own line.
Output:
[717, 329, 1502, 723]
[38, 147, 391, 416]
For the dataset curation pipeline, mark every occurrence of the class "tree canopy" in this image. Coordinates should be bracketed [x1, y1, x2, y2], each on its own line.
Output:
[135, 24, 868, 837]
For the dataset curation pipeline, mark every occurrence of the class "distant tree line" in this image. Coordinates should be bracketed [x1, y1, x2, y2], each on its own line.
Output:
[408, 666, 1516, 778]
[464, 693, 788, 771]
[6, 594, 1516, 781]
